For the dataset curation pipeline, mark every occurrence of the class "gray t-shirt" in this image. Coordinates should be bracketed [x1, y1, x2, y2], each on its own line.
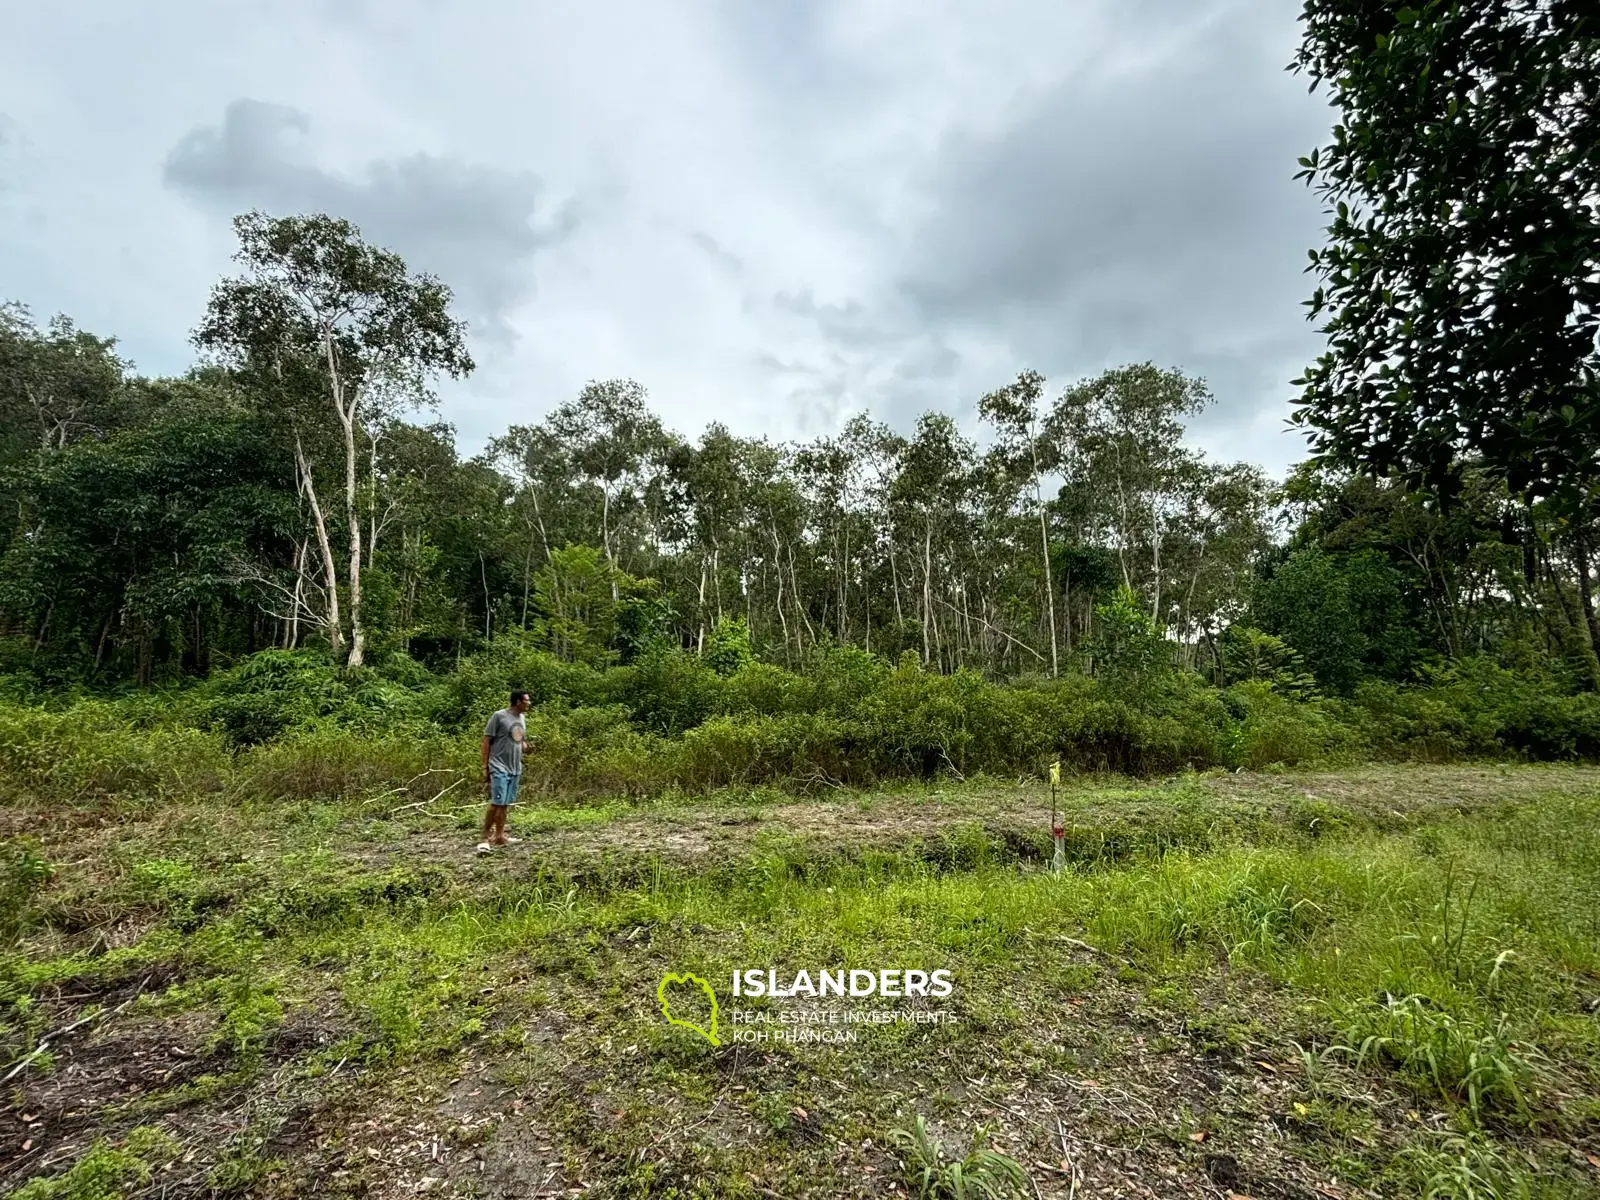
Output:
[484, 708, 526, 776]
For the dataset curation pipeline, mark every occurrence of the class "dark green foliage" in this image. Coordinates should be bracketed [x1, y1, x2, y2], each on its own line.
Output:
[1254, 549, 1366, 693]
[428, 637, 604, 729]
[1085, 588, 1173, 691]
[1, 839, 52, 946]
[609, 646, 727, 735]
[1253, 547, 1426, 694]
[0, 404, 295, 683]
[1291, 0, 1600, 508]
[1051, 543, 1119, 602]
[205, 650, 384, 747]
[702, 616, 753, 676]
[1216, 626, 1317, 695]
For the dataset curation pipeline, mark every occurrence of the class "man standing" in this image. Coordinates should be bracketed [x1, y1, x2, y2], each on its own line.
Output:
[478, 688, 531, 855]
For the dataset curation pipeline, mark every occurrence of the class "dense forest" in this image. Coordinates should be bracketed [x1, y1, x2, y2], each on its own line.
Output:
[3, 229, 1598, 706]
[3, 0, 1598, 786]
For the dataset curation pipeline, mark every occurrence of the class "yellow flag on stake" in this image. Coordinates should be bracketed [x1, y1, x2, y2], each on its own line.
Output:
[1048, 760, 1061, 786]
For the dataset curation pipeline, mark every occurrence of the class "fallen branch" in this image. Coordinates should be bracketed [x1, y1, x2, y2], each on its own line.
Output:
[0, 975, 150, 1084]
[388, 778, 465, 817]
[0, 1043, 51, 1086]
[1048, 934, 1136, 969]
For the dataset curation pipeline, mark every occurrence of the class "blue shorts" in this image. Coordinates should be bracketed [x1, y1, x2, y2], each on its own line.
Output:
[488, 770, 520, 807]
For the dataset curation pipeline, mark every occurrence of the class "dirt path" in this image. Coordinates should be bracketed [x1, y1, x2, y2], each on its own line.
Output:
[351, 763, 1600, 879]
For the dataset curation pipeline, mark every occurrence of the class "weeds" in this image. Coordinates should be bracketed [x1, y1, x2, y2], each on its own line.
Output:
[1331, 995, 1539, 1123]
[11, 1126, 178, 1200]
[1, 841, 51, 946]
[888, 1115, 1029, 1199]
[3, 768, 1598, 1196]
[1389, 1132, 1537, 1199]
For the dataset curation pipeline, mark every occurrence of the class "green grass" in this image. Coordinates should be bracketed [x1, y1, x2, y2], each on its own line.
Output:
[4, 768, 1600, 1196]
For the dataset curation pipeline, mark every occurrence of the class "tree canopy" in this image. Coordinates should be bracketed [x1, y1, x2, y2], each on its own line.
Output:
[1290, 0, 1600, 508]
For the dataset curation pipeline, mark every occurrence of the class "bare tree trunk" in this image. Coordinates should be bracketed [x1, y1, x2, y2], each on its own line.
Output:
[697, 554, 709, 653]
[320, 335, 365, 668]
[922, 521, 933, 666]
[479, 551, 492, 641]
[787, 540, 814, 647]
[295, 432, 343, 654]
[1113, 449, 1134, 592]
[601, 486, 620, 602]
[342, 412, 365, 667]
[1062, 569, 1072, 657]
[769, 527, 791, 660]
[838, 525, 849, 642]
[288, 538, 307, 649]
[1572, 536, 1600, 688]
[889, 537, 905, 626]
[93, 611, 112, 672]
[1150, 513, 1163, 628]
[367, 426, 382, 568]
[863, 552, 872, 654]
[521, 537, 534, 631]
[960, 583, 976, 666]
[1031, 443, 1058, 676]
[712, 542, 723, 622]
[743, 556, 753, 640]
[1179, 543, 1208, 661]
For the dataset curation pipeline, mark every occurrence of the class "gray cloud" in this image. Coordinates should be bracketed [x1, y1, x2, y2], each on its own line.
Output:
[5, 0, 1339, 473]
[762, 283, 966, 429]
[893, 2, 1331, 445]
[773, 288, 891, 351]
[163, 99, 579, 347]
[689, 231, 744, 274]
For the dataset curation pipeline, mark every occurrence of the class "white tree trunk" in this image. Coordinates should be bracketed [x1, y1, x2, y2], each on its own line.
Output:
[322, 334, 364, 667]
[1033, 440, 1059, 676]
[295, 432, 344, 653]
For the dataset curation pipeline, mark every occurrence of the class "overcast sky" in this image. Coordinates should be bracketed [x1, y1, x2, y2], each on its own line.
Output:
[0, 0, 1334, 476]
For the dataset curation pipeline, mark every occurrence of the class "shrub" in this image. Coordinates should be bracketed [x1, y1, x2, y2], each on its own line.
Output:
[429, 639, 604, 729]
[702, 615, 753, 676]
[0, 698, 230, 805]
[204, 650, 356, 747]
[723, 660, 813, 716]
[1, 840, 52, 946]
[607, 646, 727, 734]
[675, 713, 855, 790]
[1223, 681, 1365, 769]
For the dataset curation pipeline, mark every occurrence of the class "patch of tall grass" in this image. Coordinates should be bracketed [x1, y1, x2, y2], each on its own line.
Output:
[10, 649, 1600, 815]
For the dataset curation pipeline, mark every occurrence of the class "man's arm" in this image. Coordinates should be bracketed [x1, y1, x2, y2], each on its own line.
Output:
[481, 735, 492, 780]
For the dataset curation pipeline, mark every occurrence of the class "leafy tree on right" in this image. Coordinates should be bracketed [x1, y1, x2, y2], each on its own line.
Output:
[1290, 1, 1599, 512]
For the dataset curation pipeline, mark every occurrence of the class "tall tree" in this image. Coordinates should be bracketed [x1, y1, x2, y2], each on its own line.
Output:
[980, 369, 1062, 675]
[195, 212, 474, 666]
[546, 379, 666, 595]
[1290, 1, 1600, 509]
[1050, 364, 1214, 628]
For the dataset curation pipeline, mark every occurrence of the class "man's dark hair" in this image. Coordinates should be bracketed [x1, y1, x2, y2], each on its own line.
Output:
[509, 688, 531, 706]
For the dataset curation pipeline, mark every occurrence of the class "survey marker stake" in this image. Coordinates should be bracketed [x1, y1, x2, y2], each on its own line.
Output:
[1049, 759, 1065, 874]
